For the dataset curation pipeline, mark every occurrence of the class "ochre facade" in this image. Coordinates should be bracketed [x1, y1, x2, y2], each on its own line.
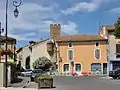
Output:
[58, 41, 107, 74]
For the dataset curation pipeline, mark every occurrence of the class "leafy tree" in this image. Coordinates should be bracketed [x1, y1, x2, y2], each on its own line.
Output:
[114, 17, 120, 38]
[33, 57, 52, 71]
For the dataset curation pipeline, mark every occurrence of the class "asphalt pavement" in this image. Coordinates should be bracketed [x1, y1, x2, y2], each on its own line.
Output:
[53, 76, 120, 90]
[10, 76, 120, 90]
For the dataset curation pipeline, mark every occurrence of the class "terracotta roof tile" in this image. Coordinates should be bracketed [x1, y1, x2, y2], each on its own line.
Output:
[56, 35, 107, 42]
[104, 24, 115, 31]
[0, 35, 16, 43]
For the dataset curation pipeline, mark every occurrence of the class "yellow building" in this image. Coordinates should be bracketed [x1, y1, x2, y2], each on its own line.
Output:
[56, 35, 108, 75]
[49, 24, 108, 75]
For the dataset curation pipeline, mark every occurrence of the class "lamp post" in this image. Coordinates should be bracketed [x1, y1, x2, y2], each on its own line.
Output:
[5, 0, 21, 88]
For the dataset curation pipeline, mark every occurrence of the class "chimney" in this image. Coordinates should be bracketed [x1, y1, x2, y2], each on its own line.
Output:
[50, 24, 61, 39]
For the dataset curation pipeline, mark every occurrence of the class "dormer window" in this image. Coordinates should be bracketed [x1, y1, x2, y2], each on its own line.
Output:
[68, 42, 73, 48]
[96, 42, 99, 47]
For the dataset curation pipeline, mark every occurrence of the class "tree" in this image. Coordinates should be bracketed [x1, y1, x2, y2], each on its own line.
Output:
[114, 17, 120, 38]
[33, 57, 52, 71]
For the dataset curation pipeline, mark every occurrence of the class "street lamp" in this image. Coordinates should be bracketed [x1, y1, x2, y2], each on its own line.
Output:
[5, 0, 21, 88]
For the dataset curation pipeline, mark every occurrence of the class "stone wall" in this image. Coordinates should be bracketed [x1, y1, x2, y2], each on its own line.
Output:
[0, 63, 4, 87]
[0, 63, 11, 87]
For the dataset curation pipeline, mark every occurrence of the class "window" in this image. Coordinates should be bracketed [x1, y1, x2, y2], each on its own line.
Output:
[95, 49, 100, 59]
[63, 64, 69, 72]
[68, 42, 72, 48]
[95, 42, 99, 47]
[56, 64, 58, 70]
[91, 63, 101, 72]
[75, 64, 81, 72]
[68, 50, 74, 60]
[116, 44, 120, 58]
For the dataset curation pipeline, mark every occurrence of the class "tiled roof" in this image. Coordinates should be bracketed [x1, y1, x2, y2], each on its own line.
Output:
[30, 38, 50, 47]
[0, 36, 16, 42]
[103, 24, 115, 31]
[56, 35, 107, 42]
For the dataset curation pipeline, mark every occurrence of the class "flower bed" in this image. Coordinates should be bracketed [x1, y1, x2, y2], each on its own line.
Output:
[36, 74, 53, 89]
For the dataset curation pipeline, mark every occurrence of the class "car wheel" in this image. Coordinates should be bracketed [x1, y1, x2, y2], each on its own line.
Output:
[31, 77, 34, 81]
[118, 76, 120, 79]
[113, 77, 117, 79]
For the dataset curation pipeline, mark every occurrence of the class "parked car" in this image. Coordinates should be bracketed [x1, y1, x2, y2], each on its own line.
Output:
[21, 69, 32, 77]
[30, 69, 45, 81]
[109, 67, 120, 79]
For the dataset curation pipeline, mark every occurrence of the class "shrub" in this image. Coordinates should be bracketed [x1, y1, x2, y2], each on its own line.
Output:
[33, 57, 52, 71]
[37, 74, 53, 80]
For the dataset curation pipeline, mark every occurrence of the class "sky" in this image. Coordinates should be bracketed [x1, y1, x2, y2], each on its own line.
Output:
[0, 0, 120, 48]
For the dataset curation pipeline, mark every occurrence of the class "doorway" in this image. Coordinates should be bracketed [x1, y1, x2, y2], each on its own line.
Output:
[25, 56, 30, 69]
[103, 63, 107, 74]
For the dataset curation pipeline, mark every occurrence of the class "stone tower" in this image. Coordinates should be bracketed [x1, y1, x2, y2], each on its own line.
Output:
[50, 24, 61, 39]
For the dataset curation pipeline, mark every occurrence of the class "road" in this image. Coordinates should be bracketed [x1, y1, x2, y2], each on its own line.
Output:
[27, 76, 120, 90]
[53, 76, 120, 90]
[11, 76, 120, 90]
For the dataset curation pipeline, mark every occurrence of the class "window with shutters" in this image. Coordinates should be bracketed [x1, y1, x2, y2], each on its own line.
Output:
[116, 44, 120, 58]
[75, 64, 81, 72]
[63, 64, 69, 72]
[67, 49, 74, 60]
[94, 49, 101, 59]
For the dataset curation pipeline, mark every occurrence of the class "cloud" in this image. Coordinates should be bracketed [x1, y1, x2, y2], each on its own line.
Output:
[0, 1, 79, 41]
[43, 20, 78, 35]
[62, 21, 78, 35]
[0, 1, 59, 40]
[109, 7, 120, 14]
[61, 0, 107, 15]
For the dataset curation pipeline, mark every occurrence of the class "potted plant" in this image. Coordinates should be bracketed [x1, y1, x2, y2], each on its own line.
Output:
[37, 74, 53, 88]
[32, 57, 52, 82]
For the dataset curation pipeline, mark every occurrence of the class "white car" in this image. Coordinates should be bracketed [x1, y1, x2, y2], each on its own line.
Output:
[21, 69, 32, 77]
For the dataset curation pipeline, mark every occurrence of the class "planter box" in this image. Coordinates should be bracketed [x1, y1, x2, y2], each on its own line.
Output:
[38, 79, 53, 89]
[35, 76, 39, 83]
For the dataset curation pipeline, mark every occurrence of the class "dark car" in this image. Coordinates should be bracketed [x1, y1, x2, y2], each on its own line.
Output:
[109, 67, 120, 79]
[30, 69, 45, 81]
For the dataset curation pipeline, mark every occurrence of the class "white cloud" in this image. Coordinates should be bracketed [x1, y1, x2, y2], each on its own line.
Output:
[0, 1, 79, 42]
[62, 21, 78, 35]
[0, 1, 57, 40]
[109, 7, 120, 13]
[61, 0, 105, 15]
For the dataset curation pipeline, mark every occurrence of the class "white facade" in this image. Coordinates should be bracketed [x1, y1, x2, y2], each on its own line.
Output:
[17, 45, 32, 69]
[16, 39, 57, 70]
[22, 46, 31, 69]
[30, 39, 51, 69]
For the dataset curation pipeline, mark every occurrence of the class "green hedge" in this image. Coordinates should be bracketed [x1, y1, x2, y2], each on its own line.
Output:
[37, 74, 53, 80]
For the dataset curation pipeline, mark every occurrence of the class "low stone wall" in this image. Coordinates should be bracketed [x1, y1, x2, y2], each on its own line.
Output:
[0, 63, 13, 87]
[0, 63, 4, 87]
